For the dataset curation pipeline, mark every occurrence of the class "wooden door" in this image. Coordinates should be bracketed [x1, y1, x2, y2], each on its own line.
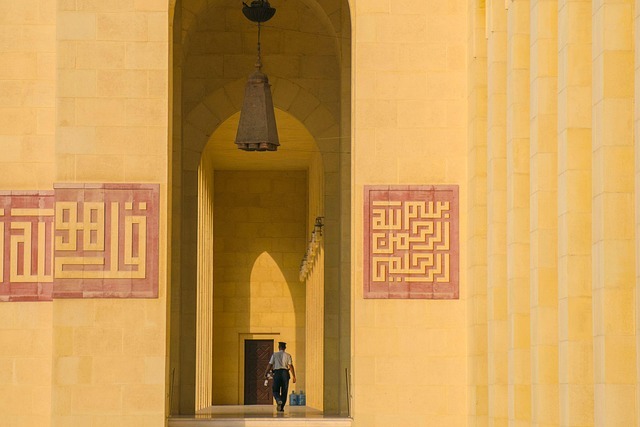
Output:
[244, 339, 273, 405]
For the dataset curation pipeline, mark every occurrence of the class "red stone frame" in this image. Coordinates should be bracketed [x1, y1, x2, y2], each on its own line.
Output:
[0, 191, 55, 302]
[53, 184, 160, 299]
[0, 184, 160, 302]
[363, 185, 459, 299]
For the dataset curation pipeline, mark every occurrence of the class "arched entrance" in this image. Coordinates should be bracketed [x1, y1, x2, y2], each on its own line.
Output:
[168, 0, 352, 417]
[199, 109, 321, 409]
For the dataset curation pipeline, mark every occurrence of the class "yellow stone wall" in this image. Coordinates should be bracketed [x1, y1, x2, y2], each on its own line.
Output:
[0, 304, 52, 427]
[0, 0, 55, 189]
[352, 1, 469, 426]
[211, 170, 307, 405]
[0, 2, 169, 425]
[0, 1, 54, 427]
[52, 0, 169, 425]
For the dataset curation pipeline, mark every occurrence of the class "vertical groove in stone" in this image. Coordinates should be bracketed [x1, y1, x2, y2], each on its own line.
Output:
[196, 151, 214, 411]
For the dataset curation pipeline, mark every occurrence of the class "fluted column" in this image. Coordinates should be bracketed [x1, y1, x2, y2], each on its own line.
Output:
[468, 0, 489, 424]
[592, 0, 637, 425]
[529, 0, 559, 425]
[557, 0, 594, 425]
[506, 1, 531, 425]
[486, 0, 509, 425]
[196, 150, 214, 411]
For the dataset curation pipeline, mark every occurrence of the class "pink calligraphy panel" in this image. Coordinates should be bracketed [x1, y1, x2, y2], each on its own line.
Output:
[53, 184, 159, 299]
[0, 191, 55, 302]
[364, 185, 459, 299]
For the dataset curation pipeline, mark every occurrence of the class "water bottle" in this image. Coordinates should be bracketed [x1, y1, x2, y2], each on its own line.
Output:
[289, 390, 299, 406]
[298, 390, 306, 406]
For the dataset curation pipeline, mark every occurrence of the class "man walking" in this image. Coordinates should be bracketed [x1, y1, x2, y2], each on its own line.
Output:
[264, 341, 296, 411]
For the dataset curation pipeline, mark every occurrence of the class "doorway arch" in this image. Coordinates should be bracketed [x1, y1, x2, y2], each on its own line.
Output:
[169, 0, 352, 416]
[198, 109, 322, 408]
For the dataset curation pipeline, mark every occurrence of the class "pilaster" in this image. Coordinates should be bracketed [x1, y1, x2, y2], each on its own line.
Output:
[506, 0, 531, 425]
[529, 0, 559, 425]
[486, 1, 509, 425]
[557, 1, 594, 425]
[592, 0, 637, 425]
[468, 0, 489, 424]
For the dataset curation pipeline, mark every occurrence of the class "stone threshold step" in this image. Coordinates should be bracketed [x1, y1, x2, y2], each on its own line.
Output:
[168, 418, 353, 427]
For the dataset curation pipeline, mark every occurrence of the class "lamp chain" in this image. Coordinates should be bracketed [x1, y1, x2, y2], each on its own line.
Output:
[256, 22, 262, 70]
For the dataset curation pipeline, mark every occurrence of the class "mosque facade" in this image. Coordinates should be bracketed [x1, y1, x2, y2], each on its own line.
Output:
[0, 0, 638, 426]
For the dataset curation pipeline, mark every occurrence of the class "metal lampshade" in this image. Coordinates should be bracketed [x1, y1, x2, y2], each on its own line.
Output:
[235, 0, 279, 152]
[235, 69, 279, 151]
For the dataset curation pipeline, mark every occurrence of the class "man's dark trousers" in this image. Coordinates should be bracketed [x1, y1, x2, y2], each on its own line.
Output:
[272, 369, 290, 408]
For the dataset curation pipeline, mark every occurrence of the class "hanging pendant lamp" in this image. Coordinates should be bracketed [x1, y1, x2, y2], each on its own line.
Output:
[235, 0, 280, 151]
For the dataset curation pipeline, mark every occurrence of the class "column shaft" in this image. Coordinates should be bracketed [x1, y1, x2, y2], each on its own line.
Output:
[530, 0, 559, 425]
[592, 0, 637, 425]
[506, 1, 531, 425]
[557, 0, 594, 425]
[196, 150, 214, 411]
[487, 1, 509, 425]
[468, 0, 489, 424]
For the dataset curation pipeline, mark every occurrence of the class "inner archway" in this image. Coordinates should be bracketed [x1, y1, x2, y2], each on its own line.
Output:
[169, 0, 351, 416]
[200, 110, 323, 407]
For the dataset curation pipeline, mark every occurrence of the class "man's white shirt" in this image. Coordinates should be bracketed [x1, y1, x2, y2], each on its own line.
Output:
[269, 350, 292, 369]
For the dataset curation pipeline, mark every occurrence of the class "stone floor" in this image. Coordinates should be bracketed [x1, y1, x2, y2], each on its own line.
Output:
[168, 405, 353, 426]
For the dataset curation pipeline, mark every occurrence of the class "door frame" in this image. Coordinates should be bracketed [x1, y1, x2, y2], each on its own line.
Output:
[238, 332, 280, 405]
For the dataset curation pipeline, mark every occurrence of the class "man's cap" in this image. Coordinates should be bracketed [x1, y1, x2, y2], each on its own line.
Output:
[278, 341, 287, 347]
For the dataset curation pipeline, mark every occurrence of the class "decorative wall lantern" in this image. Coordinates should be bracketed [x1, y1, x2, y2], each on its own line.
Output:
[235, 0, 280, 151]
[299, 217, 324, 282]
[313, 216, 324, 237]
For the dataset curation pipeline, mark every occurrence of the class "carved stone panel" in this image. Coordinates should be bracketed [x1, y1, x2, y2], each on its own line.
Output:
[364, 185, 459, 299]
